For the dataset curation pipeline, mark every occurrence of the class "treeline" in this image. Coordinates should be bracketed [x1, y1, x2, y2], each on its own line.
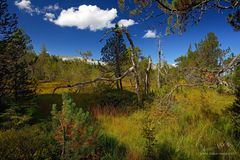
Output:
[30, 47, 100, 83]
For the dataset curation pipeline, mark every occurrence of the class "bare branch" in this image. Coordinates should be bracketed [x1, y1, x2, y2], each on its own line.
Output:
[161, 83, 201, 106]
[53, 67, 134, 94]
[217, 53, 240, 76]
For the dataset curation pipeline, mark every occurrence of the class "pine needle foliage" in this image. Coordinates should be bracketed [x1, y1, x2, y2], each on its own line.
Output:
[51, 93, 100, 159]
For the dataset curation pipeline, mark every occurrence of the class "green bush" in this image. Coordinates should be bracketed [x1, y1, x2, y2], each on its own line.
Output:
[0, 125, 60, 160]
[51, 93, 100, 159]
[154, 142, 190, 160]
[98, 89, 137, 107]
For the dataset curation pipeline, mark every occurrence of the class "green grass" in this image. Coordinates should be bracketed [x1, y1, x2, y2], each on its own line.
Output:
[96, 88, 239, 159]
[35, 82, 239, 159]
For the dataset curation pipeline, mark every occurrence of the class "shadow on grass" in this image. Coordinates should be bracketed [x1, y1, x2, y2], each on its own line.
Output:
[145, 142, 191, 160]
[35, 89, 139, 120]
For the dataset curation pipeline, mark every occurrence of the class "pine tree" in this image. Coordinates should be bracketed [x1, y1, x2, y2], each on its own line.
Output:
[51, 93, 100, 159]
[35, 45, 50, 80]
[5, 29, 36, 102]
[229, 87, 240, 140]
[0, 0, 18, 100]
[101, 24, 127, 90]
[229, 66, 240, 140]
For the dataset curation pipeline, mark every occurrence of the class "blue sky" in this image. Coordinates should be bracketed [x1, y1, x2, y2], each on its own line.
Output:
[9, 0, 240, 64]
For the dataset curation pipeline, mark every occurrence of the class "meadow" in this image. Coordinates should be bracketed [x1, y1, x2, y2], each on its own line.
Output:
[34, 81, 238, 160]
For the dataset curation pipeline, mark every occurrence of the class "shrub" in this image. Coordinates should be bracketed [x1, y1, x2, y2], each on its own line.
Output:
[228, 87, 240, 140]
[0, 125, 60, 160]
[142, 115, 156, 160]
[51, 93, 101, 159]
[0, 100, 36, 129]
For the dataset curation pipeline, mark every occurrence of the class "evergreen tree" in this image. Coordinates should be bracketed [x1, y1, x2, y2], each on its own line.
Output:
[119, 0, 240, 33]
[0, 0, 17, 100]
[101, 24, 127, 90]
[229, 66, 240, 140]
[35, 45, 51, 80]
[5, 29, 36, 102]
[51, 93, 100, 159]
[229, 87, 240, 140]
[196, 32, 226, 69]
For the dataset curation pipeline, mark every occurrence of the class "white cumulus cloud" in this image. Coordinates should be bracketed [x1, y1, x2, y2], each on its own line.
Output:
[118, 19, 137, 27]
[143, 30, 158, 38]
[15, 0, 32, 13]
[53, 5, 117, 31]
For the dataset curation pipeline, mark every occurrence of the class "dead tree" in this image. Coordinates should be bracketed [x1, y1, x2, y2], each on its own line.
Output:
[123, 29, 142, 105]
[157, 37, 161, 89]
[54, 27, 143, 105]
[160, 52, 240, 107]
[53, 67, 134, 93]
[145, 57, 152, 94]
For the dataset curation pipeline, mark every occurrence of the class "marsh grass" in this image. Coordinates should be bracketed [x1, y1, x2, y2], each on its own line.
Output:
[97, 88, 239, 159]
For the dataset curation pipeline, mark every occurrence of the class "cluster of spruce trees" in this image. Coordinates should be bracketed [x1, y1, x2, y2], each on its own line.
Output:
[0, 0, 35, 102]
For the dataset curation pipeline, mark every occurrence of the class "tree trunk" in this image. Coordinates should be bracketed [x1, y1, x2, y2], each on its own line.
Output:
[157, 38, 161, 89]
[145, 57, 152, 94]
[124, 30, 142, 105]
[115, 33, 123, 90]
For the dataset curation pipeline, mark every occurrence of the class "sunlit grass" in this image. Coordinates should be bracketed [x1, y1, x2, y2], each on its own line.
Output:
[96, 88, 237, 159]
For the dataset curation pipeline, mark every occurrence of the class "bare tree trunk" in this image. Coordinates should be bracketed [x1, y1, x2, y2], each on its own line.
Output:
[124, 30, 142, 105]
[61, 127, 66, 158]
[120, 79, 123, 90]
[157, 38, 161, 89]
[115, 32, 123, 90]
[145, 57, 152, 94]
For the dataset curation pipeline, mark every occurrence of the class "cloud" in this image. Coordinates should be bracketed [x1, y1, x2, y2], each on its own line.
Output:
[118, 19, 137, 27]
[143, 30, 158, 38]
[53, 5, 117, 31]
[15, 0, 32, 13]
[44, 4, 60, 12]
[44, 13, 56, 22]
[15, 0, 59, 15]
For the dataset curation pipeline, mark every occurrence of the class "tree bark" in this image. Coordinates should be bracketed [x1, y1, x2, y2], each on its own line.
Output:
[145, 57, 152, 94]
[124, 30, 142, 105]
[157, 38, 161, 89]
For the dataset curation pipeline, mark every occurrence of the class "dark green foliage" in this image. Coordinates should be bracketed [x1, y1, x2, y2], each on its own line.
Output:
[0, 101, 35, 129]
[0, 0, 18, 99]
[33, 48, 99, 83]
[233, 66, 240, 87]
[0, 29, 36, 129]
[0, 0, 17, 40]
[174, 32, 231, 85]
[120, 0, 240, 33]
[5, 29, 36, 102]
[153, 142, 190, 160]
[175, 32, 228, 70]
[51, 93, 101, 159]
[101, 24, 127, 90]
[0, 0, 36, 128]
[142, 115, 156, 160]
[0, 125, 61, 160]
[228, 10, 240, 31]
[98, 88, 137, 107]
[228, 87, 240, 140]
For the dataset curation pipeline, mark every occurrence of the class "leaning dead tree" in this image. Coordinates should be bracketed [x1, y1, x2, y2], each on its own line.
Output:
[54, 27, 143, 105]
